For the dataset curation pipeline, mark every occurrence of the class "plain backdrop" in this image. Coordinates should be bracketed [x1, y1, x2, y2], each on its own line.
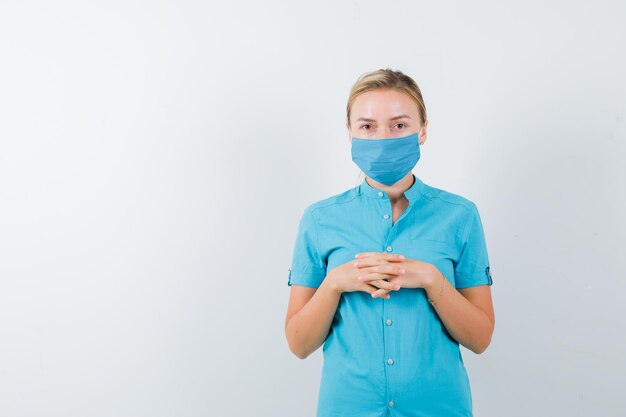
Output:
[1, 1, 625, 416]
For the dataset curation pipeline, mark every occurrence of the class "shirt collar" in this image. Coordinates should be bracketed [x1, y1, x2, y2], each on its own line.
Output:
[358, 173, 425, 203]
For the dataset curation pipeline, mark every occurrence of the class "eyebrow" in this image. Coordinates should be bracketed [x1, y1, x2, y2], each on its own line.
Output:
[355, 114, 412, 122]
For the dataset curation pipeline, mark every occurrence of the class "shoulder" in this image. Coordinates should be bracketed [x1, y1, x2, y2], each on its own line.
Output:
[302, 185, 360, 218]
[420, 180, 478, 214]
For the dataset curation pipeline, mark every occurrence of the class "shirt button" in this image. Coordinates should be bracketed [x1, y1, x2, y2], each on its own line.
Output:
[386, 319, 392, 326]
[386, 246, 393, 252]
[388, 401, 395, 407]
[387, 358, 394, 365]
[383, 213, 390, 219]
[377, 191, 383, 197]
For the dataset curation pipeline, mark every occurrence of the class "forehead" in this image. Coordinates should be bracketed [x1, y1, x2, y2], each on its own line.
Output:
[351, 89, 417, 120]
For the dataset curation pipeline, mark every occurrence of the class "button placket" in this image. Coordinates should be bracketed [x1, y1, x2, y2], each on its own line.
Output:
[378, 187, 398, 407]
[380, 193, 402, 256]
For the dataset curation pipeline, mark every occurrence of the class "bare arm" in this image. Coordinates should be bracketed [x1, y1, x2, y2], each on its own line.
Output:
[425, 269, 495, 354]
[284, 278, 341, 359]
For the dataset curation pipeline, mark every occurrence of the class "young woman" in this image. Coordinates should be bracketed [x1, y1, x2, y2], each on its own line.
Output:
[285, 68, 495, 417]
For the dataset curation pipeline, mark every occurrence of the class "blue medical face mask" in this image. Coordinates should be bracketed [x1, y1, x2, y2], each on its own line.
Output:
[351, 132, 421, 186]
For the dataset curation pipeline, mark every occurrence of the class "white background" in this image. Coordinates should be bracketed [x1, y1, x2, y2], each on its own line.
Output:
[1, 1, 625, 416]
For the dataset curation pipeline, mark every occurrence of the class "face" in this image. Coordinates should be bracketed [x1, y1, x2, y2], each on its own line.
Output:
[346, 88, 428, 145]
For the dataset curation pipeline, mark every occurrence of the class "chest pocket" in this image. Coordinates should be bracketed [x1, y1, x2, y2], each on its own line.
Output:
[406, 237, 456, 265]
[403, 237, 458, 287]
[398, 237, 457, 282]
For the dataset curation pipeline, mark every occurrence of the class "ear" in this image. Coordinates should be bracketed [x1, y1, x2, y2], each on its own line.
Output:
[346, 122, 352, 144]
[419, 120, 428, 145]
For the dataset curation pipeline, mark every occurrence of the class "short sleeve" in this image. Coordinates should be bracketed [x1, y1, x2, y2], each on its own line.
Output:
[453, 203, 493, 289]
[287, 206, 327, 288]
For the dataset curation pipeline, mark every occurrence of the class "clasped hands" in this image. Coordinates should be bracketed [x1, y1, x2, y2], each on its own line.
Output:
[328, 251, 440, 299]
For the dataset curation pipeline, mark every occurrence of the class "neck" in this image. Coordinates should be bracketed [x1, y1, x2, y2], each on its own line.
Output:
[366, 173, 415, 201]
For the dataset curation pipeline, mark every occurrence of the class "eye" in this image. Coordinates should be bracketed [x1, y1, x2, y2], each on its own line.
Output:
[395, 123, 406, 129]
[360, 124, 372, 130]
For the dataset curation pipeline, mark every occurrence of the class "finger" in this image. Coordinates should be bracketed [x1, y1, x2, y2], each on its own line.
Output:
[355, 252, 405, 262]
[359, 282, 386, 298]
[353, 258, 383, 268]
[357, 263, 405, 276]
[354, 258, 404, 271]
[372, 287, 392, 299]
[357, 271, 401, 282]
[370, 288, 391, 300]
[355, 251, 404, 260]
[370, 279, 401, 292]
[354, 256, 390, 267]
[360, 278, 399, 296]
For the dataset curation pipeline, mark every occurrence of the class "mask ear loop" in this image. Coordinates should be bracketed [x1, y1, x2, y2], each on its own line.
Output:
[418, 125, 426, 145]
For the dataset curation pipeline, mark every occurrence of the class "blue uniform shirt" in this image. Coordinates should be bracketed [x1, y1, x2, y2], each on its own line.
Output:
[287, 173, 493, 417]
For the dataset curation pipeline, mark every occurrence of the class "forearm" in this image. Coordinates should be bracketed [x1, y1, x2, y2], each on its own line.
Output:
[424, 268, 494, 354]
[286, 278, 342, 359]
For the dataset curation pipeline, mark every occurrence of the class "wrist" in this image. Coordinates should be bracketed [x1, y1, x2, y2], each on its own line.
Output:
[323, 272, 342, 296]
[425, 265, 442, 292]
[425, 266, 445, 307]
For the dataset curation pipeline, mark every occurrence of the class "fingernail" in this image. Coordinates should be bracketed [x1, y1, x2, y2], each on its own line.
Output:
[398, 255, 405, 259]
[355, 254, 361, 258]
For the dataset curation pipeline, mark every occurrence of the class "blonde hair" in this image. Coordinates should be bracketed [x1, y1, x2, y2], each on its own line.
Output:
[346, 68, 427, 185]
[346, 68, 427, 128]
